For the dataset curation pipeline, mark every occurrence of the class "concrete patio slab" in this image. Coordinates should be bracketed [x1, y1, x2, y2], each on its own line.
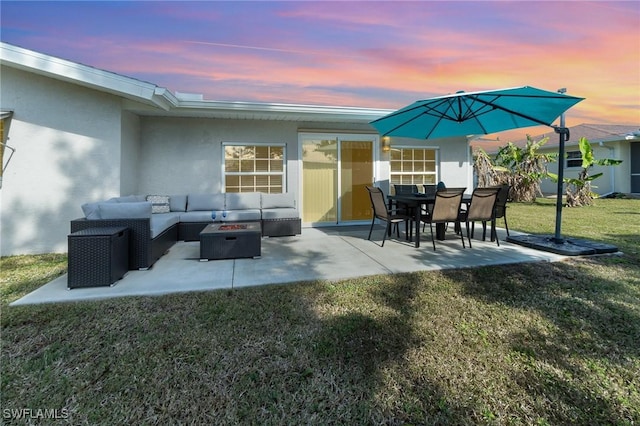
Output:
[10, 225, 569, 306]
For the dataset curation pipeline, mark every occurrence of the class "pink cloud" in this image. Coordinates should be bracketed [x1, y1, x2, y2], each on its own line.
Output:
[4, 1, 635, 128]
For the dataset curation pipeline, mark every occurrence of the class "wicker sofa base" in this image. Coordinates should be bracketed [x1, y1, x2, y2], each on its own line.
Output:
[262, 218, 301, 237]
[179, 222, 209, 242]
[71, 218, 178, 270]
[150, 225, 179, 269]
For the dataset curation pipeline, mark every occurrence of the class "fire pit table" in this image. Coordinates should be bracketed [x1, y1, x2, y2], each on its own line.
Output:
[199, 222, 261, 260]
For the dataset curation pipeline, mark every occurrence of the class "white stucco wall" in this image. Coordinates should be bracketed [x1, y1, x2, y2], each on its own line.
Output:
[613, 141, 631, 194]
[0, 66, 123, 255]
[137, 117, 302, 195]
[120, 111, 141, 195]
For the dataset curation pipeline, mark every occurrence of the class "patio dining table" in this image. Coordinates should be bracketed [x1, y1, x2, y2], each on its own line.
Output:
[388, 193, 472, 248]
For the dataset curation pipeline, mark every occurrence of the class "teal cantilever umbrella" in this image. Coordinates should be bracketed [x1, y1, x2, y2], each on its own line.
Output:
[370, 86, 604, 254]
[370, 86, 583, 140]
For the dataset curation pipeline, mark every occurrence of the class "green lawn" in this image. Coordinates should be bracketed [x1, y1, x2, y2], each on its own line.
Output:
[2, 198, 639, 425]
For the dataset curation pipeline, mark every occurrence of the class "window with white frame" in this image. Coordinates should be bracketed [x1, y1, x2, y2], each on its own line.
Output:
[390, 147, 437, 189]
[224, 144, 285, 193]
[566, 150, 582, 168]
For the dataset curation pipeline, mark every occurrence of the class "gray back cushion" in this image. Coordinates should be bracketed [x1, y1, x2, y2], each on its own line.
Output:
[187, 193, 225, 211]
[169, 195, 188, 212]
[82, 202, 104, 219]
[225, 192, 261, 210]
[261, 192, 295, 209]
[95, 202, 152, 219]
[112, 195, 146, 203]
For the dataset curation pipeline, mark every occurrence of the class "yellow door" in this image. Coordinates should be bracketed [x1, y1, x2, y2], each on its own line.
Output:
[340, 141, 374, 221]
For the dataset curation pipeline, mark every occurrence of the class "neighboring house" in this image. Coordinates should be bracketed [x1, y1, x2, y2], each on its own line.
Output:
[516, 124, 640, 196]
[0, 42, 473, 256]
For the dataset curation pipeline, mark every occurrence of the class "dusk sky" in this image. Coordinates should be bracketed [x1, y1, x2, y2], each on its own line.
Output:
[1, 1, 639, 141]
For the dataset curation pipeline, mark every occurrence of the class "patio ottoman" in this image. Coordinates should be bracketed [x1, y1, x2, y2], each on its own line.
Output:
[67, 226, 129, 289]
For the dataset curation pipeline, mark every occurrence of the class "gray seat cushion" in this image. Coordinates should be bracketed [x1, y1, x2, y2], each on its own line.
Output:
[223, 209, 261, 222]
[150, 213, 181, 238]
[179, 211, 216, 223]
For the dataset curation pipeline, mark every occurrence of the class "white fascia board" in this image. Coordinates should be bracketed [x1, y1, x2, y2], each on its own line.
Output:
[175, 99, 394, 122]
[1, 42, 166, 108]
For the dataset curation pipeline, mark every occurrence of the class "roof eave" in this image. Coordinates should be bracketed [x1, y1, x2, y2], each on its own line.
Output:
[1, 42, 394, 122]
[1, 42, 168, 110]
[173, 99, 393, 122]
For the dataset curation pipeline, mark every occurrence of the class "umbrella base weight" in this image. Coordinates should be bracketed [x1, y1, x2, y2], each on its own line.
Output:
[506, 234, 618, 256]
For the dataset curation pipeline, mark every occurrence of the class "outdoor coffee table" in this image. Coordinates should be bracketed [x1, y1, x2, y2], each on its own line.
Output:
[199, 222, 261, 260]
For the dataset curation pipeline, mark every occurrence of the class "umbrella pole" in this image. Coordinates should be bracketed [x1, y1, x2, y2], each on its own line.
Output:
[552, 125, 569, 244]
[551, 88, 570, 244]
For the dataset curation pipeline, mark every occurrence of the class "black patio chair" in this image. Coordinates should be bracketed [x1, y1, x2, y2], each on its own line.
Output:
[462, 187, 501, 247]
[423, 184, 437, 196]
[475, 184, 510, 240]
[393, 184, 418, 224]
[492, 184, 510, 237]
[420, 187, 466, 251]
[366, 186, 411, 247]
[393, 184, 418, 195]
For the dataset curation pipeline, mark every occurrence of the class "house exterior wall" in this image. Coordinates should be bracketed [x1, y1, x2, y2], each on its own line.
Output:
[0, 66, 123, 255]
[539, 141, 627, 195]
[614, 140, 631, 194]
[120, 111, 141, 196]
[136, 117, 381, 200]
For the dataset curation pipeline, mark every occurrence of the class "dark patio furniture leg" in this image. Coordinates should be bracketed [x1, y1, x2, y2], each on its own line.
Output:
[387, 199, 394, 236]
[414, 202, 421, 248]
[382, 220, 390, 246]
[428, 223, 436, 251]
[502, 213, 509, 237]
[491, 218, 500, 245]
[368, 216, 376, 241]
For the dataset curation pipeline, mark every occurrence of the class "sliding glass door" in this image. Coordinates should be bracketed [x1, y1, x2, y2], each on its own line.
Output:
[301, 134, 375, 225]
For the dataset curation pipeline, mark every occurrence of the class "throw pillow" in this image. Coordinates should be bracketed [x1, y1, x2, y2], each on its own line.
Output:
[146, 195, 171, 214]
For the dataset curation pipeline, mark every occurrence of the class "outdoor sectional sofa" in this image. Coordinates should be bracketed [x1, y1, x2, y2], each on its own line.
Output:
[70, 192, 301, 270]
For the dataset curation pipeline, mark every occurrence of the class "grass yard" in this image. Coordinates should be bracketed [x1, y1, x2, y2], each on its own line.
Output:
[1, 198, 639, 425]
